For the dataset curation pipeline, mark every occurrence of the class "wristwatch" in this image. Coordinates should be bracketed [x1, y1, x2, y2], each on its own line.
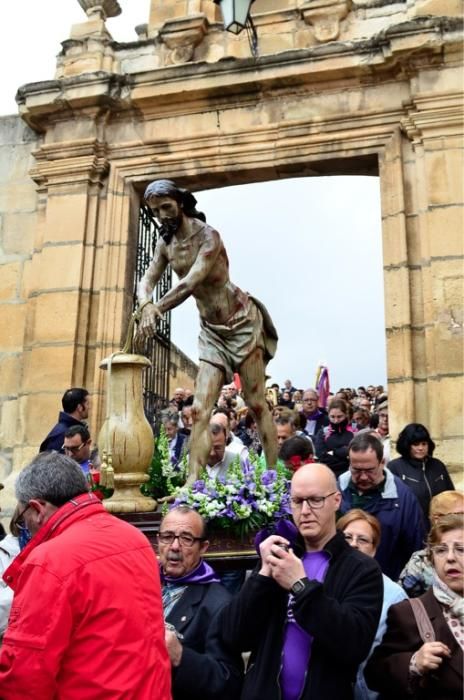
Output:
[290, 577, 309, 597]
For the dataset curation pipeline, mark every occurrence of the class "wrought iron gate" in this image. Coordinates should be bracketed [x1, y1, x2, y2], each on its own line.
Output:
[133, 203, 172, 423]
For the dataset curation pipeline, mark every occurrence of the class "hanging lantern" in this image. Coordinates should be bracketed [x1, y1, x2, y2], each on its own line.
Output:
[214, 0, 255, 35]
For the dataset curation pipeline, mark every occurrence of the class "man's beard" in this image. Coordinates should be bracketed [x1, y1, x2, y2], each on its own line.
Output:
[159, 214, 182, 244]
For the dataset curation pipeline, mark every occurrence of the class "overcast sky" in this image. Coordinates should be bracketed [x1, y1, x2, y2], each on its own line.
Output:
[0, 0, 387, 391]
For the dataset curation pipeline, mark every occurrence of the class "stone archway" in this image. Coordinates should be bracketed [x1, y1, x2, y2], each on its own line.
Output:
[0, 0, 462, 495]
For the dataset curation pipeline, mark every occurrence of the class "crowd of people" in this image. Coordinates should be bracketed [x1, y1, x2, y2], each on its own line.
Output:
[0, 380, 461, 699]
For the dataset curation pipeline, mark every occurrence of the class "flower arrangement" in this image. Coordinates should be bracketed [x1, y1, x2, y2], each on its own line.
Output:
[172, 452, 292, 539]
[141, 425, 187, 499]
[87, 469, 114, 501]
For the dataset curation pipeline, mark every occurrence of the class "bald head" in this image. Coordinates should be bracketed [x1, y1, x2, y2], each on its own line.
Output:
[290, 463, 341, 551]
[160, 505, 206, 537]
[291, 463, 338, 494]
[210, 413, 229, 431]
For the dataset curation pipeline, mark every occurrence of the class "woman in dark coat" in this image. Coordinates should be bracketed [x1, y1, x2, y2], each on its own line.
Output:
[389, 423, 454, 523]
[365, 513, 463, 700]
[314, 398, 354, 478]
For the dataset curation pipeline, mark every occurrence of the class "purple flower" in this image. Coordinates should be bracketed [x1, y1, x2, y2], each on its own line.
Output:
[261, 470, 277, 485]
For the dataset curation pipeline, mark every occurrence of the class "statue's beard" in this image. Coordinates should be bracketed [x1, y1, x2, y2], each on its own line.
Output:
[159, 214, 182, 243]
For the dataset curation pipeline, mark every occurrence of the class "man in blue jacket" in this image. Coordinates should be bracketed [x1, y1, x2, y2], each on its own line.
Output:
[40, 387, 90, 453]
[339, 431, 426, 580]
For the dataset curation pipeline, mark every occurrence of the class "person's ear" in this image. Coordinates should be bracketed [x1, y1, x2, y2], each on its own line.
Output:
[28, 498, 47, 523]
[200, 539, 209, 556]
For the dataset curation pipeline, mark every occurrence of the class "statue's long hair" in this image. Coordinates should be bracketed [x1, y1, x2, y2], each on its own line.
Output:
[144, 180, 206, 222]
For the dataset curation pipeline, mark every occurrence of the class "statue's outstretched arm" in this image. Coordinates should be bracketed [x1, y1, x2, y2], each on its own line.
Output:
[136, 242, 168, 338]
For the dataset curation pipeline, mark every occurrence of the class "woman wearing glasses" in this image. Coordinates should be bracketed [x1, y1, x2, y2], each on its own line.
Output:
[399, 490, 464, 598]
[366, 513, 463, 699]
[336, 509, 407, 700]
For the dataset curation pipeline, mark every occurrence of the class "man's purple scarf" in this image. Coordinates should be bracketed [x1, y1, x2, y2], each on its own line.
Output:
[160, 560, 220, 586]
[304, 409, 324, 421]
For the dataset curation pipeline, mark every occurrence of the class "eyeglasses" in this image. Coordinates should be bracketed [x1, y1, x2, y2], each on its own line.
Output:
[430, 543, 464, 558]
[13, 503, 31, 531]
[62, 443, 85, 455]
[158, 531, 205, 547]
[350, 466, 379, 476]
[343, 533, 373, 546]
[291, 492, 337, 510]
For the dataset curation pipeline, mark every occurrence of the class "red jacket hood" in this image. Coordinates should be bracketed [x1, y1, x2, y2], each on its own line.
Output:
[3, 492, 103, 590]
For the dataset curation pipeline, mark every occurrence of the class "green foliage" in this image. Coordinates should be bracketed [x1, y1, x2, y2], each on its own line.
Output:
[141, 424, 187, 499]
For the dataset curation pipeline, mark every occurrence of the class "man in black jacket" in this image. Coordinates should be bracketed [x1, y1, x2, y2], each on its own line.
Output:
[217, 463, 383, 700]
[158, 506, 243, 700]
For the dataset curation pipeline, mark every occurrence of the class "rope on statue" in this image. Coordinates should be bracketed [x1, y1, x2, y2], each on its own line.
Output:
[100, 299, 153, 488]
[122, 299, 154, 355]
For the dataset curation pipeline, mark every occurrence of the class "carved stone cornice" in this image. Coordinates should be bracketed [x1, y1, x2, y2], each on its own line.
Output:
[16, 73, 129, 133]
[158, 14, 209, 65]
[30, 139, 109, 189]
[300, 0, 352, 42]
[401, 92, 464, 145]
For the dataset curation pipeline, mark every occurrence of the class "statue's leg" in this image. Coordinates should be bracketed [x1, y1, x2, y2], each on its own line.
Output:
[188, 361, 225, 483]
[239, 348, 278, 468]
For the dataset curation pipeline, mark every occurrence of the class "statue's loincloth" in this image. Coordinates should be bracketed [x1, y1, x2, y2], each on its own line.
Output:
[198, 295, 278, 383]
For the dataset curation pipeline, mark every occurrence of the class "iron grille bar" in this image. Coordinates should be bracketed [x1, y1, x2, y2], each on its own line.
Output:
[133, 203, 172, 423]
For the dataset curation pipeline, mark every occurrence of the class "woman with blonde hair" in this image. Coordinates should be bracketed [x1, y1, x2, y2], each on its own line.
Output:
[400, 491, 464, 597]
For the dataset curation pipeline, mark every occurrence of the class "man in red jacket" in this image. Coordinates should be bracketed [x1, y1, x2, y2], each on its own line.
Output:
[0, 452, 171, 700]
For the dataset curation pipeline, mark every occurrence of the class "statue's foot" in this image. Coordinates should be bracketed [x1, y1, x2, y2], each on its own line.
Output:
[158, 494, 176, 504]
[185, 470, 200, 486]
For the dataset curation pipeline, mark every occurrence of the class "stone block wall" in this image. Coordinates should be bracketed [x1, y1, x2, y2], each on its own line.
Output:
[0, 116, 40, 486]
[169, 343, 198, 396]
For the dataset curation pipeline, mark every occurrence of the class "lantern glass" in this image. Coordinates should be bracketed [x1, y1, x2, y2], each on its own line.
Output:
[218, 0, 253, 34]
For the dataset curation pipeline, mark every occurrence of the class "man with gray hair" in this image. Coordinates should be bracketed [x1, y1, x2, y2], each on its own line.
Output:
[300, 389, 329, 440]
[0, 452, 171, 699]
[161, 410, 188, 468]
[158, 505, 243, 699]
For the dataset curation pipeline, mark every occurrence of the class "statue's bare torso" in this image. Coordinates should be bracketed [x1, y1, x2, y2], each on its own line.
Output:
[140, 217, 249, 326]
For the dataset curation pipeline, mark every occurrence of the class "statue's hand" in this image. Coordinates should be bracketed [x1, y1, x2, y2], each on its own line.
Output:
[140, 302, 163, 338]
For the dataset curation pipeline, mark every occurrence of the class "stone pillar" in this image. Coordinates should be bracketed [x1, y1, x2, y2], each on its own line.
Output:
[9, 137, 109, 478]
[379, 129, 416, 446]
[381, 84, 463, 474]
[400, 89, 464, 471]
